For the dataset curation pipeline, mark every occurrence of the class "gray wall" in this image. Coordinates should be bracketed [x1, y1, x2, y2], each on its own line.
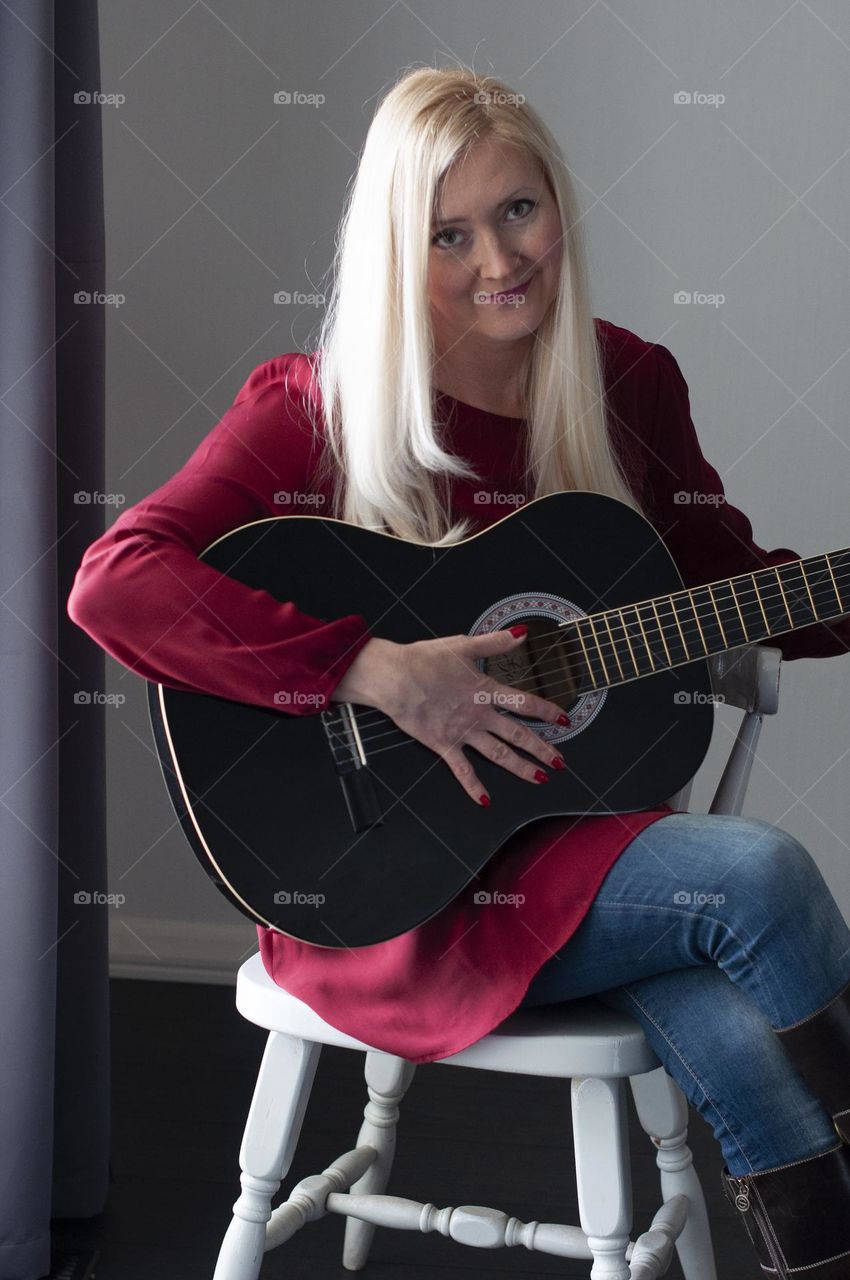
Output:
[96, 0, 850, 979]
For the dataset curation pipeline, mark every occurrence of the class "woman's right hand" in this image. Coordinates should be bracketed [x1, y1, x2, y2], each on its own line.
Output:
[330, 628, 570, 805]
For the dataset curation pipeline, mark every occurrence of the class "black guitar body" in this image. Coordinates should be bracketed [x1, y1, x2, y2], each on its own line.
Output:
[147, 491, 714, 947]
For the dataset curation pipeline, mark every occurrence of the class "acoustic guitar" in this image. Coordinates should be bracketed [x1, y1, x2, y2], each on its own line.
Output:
[146, 491, 850, 948]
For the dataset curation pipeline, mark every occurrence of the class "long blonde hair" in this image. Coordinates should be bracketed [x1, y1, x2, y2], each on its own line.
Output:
[304, 64, 644, 545]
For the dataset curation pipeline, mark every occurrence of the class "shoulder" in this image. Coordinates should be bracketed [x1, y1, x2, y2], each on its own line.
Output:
[232, 350, 322, 423]
[594, 318, 681, 398]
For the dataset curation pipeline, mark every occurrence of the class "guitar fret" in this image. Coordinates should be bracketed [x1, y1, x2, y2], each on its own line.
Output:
[587, 613, 612, 685]
[573, 617, 601, 690]
[707, 583, 727, 647]
[750, 573, 770, 634]
[602, 611, 627, 681]
[559, 547, 850, 697]
[670, 595, 691, 659]
[613, 608, 640, 678]
[634, 603, 659, 671]
[650, 598, 673, 666]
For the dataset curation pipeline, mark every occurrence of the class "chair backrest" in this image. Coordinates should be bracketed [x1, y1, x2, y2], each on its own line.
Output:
[664, 644, 782, 816]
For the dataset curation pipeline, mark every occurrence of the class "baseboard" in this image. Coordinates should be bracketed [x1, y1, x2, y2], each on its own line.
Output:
[108, 913, 259, 984]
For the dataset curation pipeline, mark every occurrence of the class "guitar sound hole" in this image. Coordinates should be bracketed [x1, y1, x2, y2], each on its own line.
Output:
[483, 616, 582, 716]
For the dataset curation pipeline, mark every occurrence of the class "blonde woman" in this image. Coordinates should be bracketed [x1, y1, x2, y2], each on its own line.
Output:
[68, 65, 850, 1273]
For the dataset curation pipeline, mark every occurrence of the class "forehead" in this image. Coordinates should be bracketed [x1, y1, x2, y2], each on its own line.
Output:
[435, 140, 541, 214]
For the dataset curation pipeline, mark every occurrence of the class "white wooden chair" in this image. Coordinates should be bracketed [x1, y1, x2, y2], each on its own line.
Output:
[213, 643, 782, 1280]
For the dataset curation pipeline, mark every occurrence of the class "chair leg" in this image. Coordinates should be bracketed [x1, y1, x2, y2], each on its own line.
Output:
[571, 1076, 632, 1280]
[629, 1067, 718, 1280]
[213, 1031, 321, 1280]
[342, 1052, 417, 1271]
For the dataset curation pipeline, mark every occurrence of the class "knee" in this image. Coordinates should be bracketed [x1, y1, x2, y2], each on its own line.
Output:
[717, 817, 820, 915]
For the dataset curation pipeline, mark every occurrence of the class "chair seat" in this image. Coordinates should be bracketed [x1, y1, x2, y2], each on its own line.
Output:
[236, 953, 660, 1078]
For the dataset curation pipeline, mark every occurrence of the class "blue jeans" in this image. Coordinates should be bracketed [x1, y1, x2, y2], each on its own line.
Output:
[518, 811, 850, 1176]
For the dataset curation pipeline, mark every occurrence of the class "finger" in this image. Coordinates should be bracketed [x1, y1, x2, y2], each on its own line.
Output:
[441, 746, 490, 806]
[483, 708, 567, 770]
[461, 624, 529, 657]
[476, 679, 570, 728]
[464, 729, 554, 785]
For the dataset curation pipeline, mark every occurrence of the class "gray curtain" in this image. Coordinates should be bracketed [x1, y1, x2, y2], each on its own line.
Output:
[0, 2, 109, 1276]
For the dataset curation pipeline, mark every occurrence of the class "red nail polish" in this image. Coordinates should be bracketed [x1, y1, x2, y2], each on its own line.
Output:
[508, 624, 528, 637]
[550, 756, 566, 770]
[557, 713, 571, 726]
[534, 768, 549, 783]
[479, 793, 490, 807]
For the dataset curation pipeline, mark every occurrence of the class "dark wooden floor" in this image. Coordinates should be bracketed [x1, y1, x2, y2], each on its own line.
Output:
[50, 977, 760, 1278]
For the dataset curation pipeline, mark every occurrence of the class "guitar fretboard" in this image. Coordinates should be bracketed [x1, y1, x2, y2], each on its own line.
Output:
[562, 548, 850, 694]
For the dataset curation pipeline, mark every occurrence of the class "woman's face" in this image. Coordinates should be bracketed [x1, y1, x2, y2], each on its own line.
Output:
[428, 139, 563, 352]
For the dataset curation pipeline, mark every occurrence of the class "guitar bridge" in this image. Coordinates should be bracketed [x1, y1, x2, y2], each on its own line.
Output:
[321, 703, 384, 833]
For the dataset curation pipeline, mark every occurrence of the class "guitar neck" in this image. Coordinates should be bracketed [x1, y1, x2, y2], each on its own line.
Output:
[565, 546, 850, 693]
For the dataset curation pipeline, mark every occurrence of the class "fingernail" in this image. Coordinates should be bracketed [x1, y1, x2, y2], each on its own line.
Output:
[508, 624, 528, 637]
[557, 713, 571, 726]
[534, 768, 549, 783]
[550, 756, 566, 770]
[479, 793, 490, 807]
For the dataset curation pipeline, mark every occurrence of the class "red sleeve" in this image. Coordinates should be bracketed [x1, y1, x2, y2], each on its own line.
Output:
[66, 354, 373, 714]
[643, 342, 850, 662]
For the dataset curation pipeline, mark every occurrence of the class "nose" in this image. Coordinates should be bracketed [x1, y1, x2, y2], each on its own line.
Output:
[474, 229, 524, 289]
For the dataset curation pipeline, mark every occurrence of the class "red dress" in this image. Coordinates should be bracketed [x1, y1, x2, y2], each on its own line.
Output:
[67, 319, 850, 1063]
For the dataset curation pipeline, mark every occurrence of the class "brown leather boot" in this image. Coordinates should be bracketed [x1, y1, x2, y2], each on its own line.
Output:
[721, 1141, 850, 1276]
[774, 977, 850, 1144]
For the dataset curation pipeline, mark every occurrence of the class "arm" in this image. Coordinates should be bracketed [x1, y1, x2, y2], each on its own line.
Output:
[642, 342, 850, 661]
[66, 355, 373, 713]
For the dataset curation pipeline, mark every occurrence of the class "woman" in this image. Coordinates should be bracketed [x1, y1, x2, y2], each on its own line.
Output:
[68, 65, 850, 1273]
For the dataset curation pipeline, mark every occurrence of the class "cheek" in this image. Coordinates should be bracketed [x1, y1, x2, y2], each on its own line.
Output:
[429, 257, 470, 306]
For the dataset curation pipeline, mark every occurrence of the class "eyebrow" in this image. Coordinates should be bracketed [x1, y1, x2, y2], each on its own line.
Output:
[432, 185, 538, 228]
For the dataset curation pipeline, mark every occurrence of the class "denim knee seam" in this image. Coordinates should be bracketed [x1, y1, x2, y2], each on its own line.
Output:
[590, 899, 786, 1028]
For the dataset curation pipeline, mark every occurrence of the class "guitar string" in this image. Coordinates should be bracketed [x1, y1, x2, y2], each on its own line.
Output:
[323, 571, 850, 748]
[324, 579, 850, 754]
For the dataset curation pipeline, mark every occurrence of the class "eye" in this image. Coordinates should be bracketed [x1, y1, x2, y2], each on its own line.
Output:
[506, 198, 536, 220]
[431, 199, 537, 249]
